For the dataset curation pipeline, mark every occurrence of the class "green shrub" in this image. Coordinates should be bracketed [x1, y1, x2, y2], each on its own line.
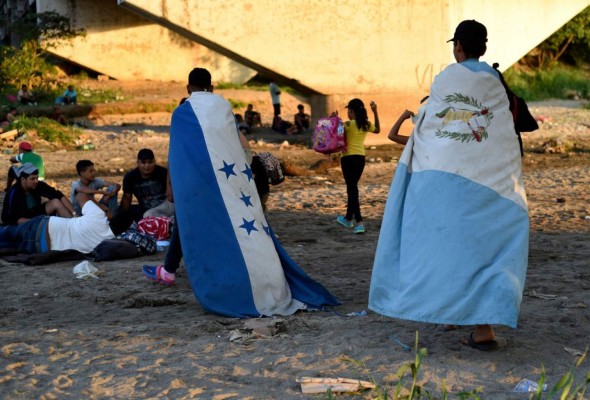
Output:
[504, 66, 590, 101]
[9, 115, 79, 144]
[0, 41, 61, 102]
[227, 98, 246, 109]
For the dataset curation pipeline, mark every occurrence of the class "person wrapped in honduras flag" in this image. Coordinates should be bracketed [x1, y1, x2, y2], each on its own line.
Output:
[369, 25, 529, 332]
[169, 88, 339, 318]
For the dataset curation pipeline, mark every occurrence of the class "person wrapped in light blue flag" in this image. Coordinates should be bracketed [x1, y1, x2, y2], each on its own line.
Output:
[369, 20, 529, 350]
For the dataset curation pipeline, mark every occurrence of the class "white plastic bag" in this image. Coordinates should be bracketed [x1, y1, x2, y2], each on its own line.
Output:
[73, 260, 99, 279]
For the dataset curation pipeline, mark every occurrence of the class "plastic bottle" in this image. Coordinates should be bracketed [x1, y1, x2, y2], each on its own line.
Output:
[512, 379, 547, 393]
[337, 120, 344, 136]
[77, 143, 95, 151]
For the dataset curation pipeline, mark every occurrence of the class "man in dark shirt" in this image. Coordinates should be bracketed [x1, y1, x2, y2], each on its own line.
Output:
[119, 148, 172, 221]
[2, 163, 76, 225]
[294, 104, 311, 132]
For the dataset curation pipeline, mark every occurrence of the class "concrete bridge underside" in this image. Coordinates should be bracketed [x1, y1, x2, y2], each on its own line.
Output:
[39, 0, 590, 130]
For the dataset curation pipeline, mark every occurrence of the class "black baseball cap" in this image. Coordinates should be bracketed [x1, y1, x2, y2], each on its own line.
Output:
[137, 148, 155, 161]
[447, 20, 487, 43]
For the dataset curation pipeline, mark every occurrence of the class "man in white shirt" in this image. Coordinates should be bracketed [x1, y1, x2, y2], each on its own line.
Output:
[0, 193, 133, 254]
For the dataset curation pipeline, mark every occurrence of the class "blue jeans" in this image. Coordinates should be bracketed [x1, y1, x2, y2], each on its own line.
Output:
[0, 216, 49, 254]
[99, 185, 119, 214]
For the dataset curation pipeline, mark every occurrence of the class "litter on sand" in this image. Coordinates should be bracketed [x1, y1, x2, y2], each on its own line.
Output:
[296, 377, 376, 394]
[73, 260, 100, 279]
[512, 379, 547, 393]
[564, 347, 585, 357]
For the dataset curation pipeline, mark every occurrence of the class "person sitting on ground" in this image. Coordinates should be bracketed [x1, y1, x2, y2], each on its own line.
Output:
[244, 103, 262, 128]
[17, 84, 36, 105]
[55, 85, 78, 105]
[6, 141, 45, 191]
[0, 192, 133, 254]
[71, 160, 121, 216]
[119, 148, 173, 221]
[50, 105, 68, 125]
[271, 115, 298, 135]
[2, 107, 17, 127]
[294, 104, 311, 132]
[62, 85, 77, 105]
[2, 163, 77, 225]
[234, 113, 251, 135]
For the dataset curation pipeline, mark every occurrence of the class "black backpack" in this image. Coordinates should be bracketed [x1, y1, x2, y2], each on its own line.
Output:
[493, 63, 539, 156]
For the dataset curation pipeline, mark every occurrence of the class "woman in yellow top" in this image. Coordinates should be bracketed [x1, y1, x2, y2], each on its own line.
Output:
[336, 98, 380, 233]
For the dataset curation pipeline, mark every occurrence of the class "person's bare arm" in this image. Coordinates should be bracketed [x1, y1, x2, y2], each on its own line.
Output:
[60, 196, 77, 217]
[75, 185, 108, 196]
[388, 110, 414, 145]
[9, 156, 18, 163]
[101, 182, 121, 199]
[119, 192, 132, 210]
[369, 101, 381, 134]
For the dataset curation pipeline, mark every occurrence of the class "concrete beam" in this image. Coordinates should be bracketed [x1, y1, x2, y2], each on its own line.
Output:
[36, 0, 256, 83]
[119, 0, 589, 94]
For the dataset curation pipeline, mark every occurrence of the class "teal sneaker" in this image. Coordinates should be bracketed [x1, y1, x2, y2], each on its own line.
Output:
[336, 216, 353, 228]
[354, 225, 365, 234]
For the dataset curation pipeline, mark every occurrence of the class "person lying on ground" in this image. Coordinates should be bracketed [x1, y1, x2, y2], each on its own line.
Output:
[71, 159, 121, 215]
[271, 115, 298, 135]
[2, 163, 76, 225]
[0, 192, 133, 254]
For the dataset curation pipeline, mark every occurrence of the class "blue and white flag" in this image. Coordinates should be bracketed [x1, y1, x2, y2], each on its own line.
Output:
[169, 91, 338, 318]
[369, 63, 529, 328]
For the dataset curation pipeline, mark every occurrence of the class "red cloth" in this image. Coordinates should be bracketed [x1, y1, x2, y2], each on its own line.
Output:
[137, 217, 170, 240]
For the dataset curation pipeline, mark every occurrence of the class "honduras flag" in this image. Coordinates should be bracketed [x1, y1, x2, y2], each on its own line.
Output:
[169, 91, 339, 318]
[369, 62, 529, 328]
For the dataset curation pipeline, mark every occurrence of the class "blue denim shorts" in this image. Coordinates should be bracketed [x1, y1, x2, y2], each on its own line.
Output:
[10, 216, 50, 254]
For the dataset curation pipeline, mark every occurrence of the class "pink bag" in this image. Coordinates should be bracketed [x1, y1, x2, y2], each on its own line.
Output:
[312, 116, 346, 154]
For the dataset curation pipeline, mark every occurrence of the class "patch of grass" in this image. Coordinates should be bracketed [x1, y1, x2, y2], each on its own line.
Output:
[77, 88, 125, 104]
[165, 100, 180, 113]
[9, 115, 79, 144]
[227, 98, 247, 109]
[215, 81, 268, 91]
[334, 332, 589, 399]
[504, 66, 590, 101]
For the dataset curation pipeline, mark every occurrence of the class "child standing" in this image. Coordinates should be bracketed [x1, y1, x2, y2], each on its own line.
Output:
[336, 98, 380, 234]
[71, 160, 121, 215]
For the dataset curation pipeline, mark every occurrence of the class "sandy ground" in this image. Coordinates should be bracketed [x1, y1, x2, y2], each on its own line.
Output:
[0, 94, 589, 399]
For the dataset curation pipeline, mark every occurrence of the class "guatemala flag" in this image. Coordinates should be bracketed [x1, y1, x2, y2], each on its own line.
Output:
[169, 91, 339, 318]
[369, 63, 529, 328]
